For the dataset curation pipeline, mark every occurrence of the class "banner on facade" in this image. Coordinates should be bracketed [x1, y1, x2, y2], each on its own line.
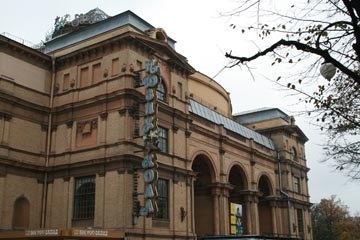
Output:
[230, 202, 243, 235]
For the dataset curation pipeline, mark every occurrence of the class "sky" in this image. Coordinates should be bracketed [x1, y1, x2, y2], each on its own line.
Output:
[1, 0, 359, 214]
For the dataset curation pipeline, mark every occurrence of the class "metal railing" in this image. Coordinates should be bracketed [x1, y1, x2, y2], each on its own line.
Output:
[1, 32, 43, 50]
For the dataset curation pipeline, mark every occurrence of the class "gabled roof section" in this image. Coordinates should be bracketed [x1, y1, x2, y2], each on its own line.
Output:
[234, 108, 309, 143]
[189, 100, 275, 150]
[257, 124, 309, 143]
[53, 31, 194, 75]
[45, 10, 176, 54]
[132, 33, 195, 74]
[233, 107, 290, 125]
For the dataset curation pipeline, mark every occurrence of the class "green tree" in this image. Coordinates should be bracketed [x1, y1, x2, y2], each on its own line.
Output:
[224, 0, 360, 179]
[311, 196, 360, 240]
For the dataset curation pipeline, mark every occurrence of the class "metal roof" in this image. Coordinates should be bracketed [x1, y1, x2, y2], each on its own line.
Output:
[189, 100, 275, 150]
[233, 108, 290, 125]
[45, 10, 176, 53]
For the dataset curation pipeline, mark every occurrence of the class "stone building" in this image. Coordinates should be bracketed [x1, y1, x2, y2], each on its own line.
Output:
[0, 8, 312, 240]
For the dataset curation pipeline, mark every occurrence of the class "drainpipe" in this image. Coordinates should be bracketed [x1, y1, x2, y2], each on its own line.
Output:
[277, 150, 292, 238]
[41, 56, 56, 228]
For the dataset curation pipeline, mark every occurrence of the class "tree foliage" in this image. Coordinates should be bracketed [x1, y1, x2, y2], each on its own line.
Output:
[311, 195, 360, 240]
[224, 0, 360, 179]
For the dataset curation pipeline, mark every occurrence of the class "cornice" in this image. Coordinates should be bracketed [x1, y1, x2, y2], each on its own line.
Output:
[53, 87, 143, 114]
[55, 31, 195, 75]
[257, 125, 309, 143]
[0, 35, 51, 70]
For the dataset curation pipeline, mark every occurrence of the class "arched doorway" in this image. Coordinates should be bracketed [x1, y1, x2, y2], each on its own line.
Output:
[228, 165, 248, 235]
[258, 175, 273, 235]
[192, 154, 215, 237]
[12, 196, 30, 230]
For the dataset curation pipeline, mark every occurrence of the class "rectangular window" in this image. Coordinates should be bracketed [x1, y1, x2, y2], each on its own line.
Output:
[73, 176, 95, 219]
[294, 176, 300, 193]
[136, 60, 142, 75]
[63, 73, 70, 91]
[92, 63, 101, 84]
[297, 209, 304, 236]
[157, 127, 168, 153]
[155, 178, 169, 219]
[112, 58, 119, 76]
[80, 67, 89, 88]
[177, 82, 183, 99]
[156, 82, 166, 101]
[133, 60, 143, 87]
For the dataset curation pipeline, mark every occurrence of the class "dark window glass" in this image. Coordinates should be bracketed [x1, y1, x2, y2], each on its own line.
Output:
[294, 176, 300, 193]
[157, 81, 166, 101]
[290, 147, 297, 161]
[155, 178, 169, 219]
[297, 209, 304, 236]
[73, 176, 95, 219]
[157, 127, 168, 153]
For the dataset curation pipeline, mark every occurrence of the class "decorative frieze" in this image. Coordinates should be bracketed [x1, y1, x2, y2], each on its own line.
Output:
[77, 120, 98, 134]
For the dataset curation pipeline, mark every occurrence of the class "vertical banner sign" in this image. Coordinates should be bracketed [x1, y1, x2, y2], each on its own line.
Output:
[230, 202, 243, 235]
[139, 60, 160, 217]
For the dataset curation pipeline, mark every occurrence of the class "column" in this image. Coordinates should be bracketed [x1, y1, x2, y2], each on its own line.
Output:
[253, 196, 260, 235]
[243, 193, 260, 235]
[220, 185, 231, 235]
[0, 113, 11, 144]
[245, 199, 252, 234]
[189, 176, 196, 237]
[270, 202, 278, 235]
[212, 187, 220, 235]
[0, 113, 11, 157]
[99, 112, 108, 144]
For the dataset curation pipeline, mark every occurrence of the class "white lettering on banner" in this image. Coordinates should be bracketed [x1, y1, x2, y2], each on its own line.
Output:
[145, 198, 154, 213]
[145, 61, 159, 75]
[144, 169, 155, 183]
[142, 155, 155, 168]
[25, 229, 59, 236]
[144, 184, 155, 198]
[139, 60, 160, 218]
[144, 102, 155, 115]
[73, 229, 108, 237]
[142, 116, 154, 134]
[71, 14, 103, 27]
[145, 88, 155, 101]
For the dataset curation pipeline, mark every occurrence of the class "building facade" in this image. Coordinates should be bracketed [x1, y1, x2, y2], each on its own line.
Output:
[0, 9, 312, 240]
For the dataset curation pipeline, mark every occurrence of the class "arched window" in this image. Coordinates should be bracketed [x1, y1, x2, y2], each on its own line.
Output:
[12, 196, 30, 229]
[157, 80, 166, 101]
[258, 176, 272, 197]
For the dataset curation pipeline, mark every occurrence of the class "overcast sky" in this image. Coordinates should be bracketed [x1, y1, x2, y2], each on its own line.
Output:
[1, 0, 359, 214]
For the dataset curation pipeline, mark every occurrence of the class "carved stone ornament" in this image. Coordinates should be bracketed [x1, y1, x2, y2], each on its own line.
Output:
[77, 119, 98, 133]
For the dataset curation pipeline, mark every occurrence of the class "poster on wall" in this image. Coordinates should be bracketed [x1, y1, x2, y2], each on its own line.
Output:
[230, 202, 243, 235]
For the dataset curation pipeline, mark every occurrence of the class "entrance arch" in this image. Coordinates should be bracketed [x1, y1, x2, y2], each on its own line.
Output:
[258, 175, 274, 235]
[228, 165, 248, 235]
[12, 196, 30, 230]
[192, 154, 216, 237]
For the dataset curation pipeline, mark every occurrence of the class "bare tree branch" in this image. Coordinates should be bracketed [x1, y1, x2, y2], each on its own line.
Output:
[225, 38, 360, 84]
[224, 0, 360, 179]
